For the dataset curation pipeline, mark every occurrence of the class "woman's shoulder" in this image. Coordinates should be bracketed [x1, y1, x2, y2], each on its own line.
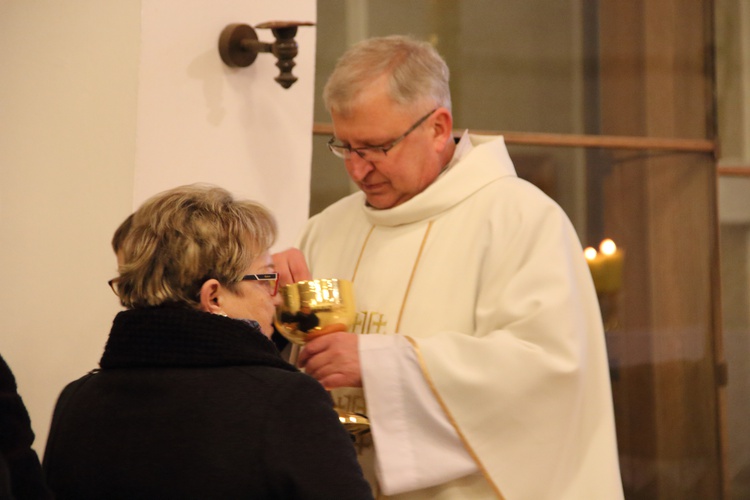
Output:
[222, 364, 328, 401]
[243, 364, 328, 395]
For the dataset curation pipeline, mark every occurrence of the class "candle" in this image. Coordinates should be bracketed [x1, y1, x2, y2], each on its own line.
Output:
[584, 239, 624, 294]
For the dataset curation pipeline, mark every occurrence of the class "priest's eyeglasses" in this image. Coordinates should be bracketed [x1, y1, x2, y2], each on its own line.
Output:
[327, 108, 438, 161]
[241, 273, 279, 296]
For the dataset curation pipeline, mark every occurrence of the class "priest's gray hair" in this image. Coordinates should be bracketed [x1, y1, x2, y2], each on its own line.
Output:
[323, 35, 452, 116]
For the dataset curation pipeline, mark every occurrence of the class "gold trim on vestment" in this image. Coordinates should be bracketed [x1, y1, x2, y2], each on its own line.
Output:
[351, 225, 376, 282]
[351, 222, 434, 332]
[395, 221, 433, 332]
[403, 336, 506, 500]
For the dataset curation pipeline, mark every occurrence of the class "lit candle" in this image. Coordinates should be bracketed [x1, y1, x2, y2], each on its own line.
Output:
[584, 239, 624, 294]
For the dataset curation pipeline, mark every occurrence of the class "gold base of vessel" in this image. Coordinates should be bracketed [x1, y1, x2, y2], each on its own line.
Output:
[337, 409, 370, 437]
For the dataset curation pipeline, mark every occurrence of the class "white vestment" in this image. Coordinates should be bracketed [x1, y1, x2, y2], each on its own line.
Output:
[298, 134, 624, 499]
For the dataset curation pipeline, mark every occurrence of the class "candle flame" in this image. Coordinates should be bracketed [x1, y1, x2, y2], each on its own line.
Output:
[599, 238, 617, 256]
[584, 247, 598, 261]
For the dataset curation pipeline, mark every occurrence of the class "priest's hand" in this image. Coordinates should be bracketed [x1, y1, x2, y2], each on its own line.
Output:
[298, 332, 361, 389]
[272, 248, 311, 286]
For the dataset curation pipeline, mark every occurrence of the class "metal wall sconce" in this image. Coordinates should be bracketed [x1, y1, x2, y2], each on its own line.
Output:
[218, 21, 314, 89]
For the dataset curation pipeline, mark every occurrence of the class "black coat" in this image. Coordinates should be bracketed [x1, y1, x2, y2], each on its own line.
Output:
[0, 354, 53, 500]
[43, 307, 372, 500]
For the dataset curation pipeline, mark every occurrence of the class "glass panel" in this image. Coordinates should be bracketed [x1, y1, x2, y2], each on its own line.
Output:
[716, 1, 750, 497]
[507, 145, 721, 499]
[311, 134, 353, 216]
[314, 1, 709, 138]
[718, 175, 750, 500]
[315, 1, 592, 134]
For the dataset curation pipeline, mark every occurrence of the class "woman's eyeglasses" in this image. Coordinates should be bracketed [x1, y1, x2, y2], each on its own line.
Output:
[108, 278, 120, 297]
[241, 273, 279, 296]
[108, 273, 280, 298]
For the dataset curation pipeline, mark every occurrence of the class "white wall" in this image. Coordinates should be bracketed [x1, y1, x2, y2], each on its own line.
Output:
[0, 0, 316, 455]
[132, 1, 316, 230]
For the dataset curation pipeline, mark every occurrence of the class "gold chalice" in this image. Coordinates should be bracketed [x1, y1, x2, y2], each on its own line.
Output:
[275, 278, 370, 437]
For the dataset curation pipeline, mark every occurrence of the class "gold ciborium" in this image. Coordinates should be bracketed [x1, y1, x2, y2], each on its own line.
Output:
[275, 278, 370, 437]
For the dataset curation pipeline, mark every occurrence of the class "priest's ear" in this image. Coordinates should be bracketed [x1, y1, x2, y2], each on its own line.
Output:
[430, 107, 453, 151]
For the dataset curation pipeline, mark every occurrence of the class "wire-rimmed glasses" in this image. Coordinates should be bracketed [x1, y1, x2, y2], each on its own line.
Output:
[327, 108, 438, 161]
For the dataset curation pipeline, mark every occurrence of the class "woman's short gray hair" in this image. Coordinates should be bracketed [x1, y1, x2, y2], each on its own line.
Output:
[323, 35, 451, 116]
[114, 184, 277, 309]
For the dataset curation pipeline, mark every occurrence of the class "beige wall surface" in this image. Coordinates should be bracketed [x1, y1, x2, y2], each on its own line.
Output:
[132, 0, 317, 242]
[0, 0, 316, 455]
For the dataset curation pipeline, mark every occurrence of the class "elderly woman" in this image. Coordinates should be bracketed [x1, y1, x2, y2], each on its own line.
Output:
[43, 185, 372, 500]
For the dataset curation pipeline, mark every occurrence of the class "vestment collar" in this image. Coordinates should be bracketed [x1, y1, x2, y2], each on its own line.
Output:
[361, 133, 517, 227]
